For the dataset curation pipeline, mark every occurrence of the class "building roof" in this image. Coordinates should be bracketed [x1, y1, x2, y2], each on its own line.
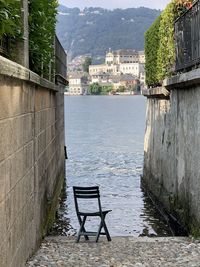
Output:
[108, 74, 138, 83]
[92, 71, 110, 76]
[112, 49, 138, 56]
[89, 64, 107, 68]
[98, 82, 113, 86]
[109, 75, 121, 83]
[138, 50, 145, 55]
[119, 74, 138, 81]
[68, 72, 88, 79]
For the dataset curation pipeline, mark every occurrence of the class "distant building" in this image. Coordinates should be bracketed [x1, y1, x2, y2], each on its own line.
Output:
[139, 63, 146, 88]
[68, 73, 88, 95]
[138, 51, 145, 64]
[90, 72, 139, 93]
[119, 62, 140, 77]
[113, 74, 140, 92]
[91, 72, 110, 84]
[105, 49, 145, 65]
[119, 74, 139, 89]
[89, 49, 145, 84]
[89, 64, 118, 75]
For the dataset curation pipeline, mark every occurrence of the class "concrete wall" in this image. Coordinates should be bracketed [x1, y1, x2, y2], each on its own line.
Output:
[0, 56, 65, 267]
[143, 71, 200, 236]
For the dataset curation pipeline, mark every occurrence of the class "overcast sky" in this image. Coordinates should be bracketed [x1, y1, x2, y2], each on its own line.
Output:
[59, 0, 171, 10]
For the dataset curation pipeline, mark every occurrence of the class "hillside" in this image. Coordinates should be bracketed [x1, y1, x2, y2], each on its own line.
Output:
[56, 5, 160, 60]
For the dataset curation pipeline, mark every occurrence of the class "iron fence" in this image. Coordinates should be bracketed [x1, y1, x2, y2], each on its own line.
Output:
[0, 34, 67, 84]
[55, 35, 67, 84]
[175, 0, 200, 71]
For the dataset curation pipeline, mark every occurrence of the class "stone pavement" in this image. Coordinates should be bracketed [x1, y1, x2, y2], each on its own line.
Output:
[26, 236, 200, 267]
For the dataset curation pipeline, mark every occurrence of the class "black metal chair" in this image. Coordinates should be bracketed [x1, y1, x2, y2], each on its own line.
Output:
[73, 186, 112, 242]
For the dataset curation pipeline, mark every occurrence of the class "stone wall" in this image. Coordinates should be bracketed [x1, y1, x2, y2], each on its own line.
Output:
[0, 56, 65, 267]
[143, 70, 200, 236]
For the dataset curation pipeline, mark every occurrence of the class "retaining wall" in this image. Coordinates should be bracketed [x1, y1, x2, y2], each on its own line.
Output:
[0, 56, 65, 267]
[143, 70, 200, 236]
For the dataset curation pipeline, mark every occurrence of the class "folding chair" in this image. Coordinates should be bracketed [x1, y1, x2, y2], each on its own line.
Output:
[73, 186, 112, 243]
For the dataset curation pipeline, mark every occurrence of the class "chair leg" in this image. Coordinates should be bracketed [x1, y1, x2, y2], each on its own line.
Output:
[102, 219, 111, 241]
[96, 215, 111, 242]
[77, 215, 89, 241]
[76, 215, 87, 243]
[95, 220, 103, 243]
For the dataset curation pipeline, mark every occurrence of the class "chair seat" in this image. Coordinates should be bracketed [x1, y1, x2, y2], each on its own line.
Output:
[78, 209, 112, 216]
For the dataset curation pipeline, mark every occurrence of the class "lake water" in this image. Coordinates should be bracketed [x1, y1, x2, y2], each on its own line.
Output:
[61, 95, 172, 237]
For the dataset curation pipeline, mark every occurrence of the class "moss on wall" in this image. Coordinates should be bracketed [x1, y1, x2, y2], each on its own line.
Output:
[40, 169, 65, 238]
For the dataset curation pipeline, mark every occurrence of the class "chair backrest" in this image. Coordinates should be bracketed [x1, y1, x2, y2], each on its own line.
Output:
[73, 186, 102, 214]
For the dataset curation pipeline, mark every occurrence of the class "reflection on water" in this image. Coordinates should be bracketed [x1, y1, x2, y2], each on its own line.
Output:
[53, 96, 173, 237]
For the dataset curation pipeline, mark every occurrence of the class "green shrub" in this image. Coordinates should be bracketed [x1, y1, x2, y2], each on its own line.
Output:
[88, 83, 102, 95]
[29, 0, 58, 77]
[156, 1, 177, 82]
[101, 85, 113, 95]
[145, 0, 180, 87]
[145, 15, 161, 87]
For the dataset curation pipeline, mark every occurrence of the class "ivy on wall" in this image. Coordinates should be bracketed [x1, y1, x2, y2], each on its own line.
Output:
[145, 0, 192, 87]
[145, 15, 161, 87]
[156, 1, 177, 83]
[0, 0, 58, 78]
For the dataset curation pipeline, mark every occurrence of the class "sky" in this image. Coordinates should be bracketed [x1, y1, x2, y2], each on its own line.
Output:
[59, 0, 171, 10]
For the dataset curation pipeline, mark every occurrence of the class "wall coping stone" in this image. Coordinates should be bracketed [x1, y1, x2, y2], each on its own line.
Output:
[0, 55, 58, 91]
[142, 87, 170, 99]
[164, 68, 200, 89]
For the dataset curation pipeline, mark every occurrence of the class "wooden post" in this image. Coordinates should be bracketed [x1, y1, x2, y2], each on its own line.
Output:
[22, 0, 29, 68]
[16, 0, 29, 68]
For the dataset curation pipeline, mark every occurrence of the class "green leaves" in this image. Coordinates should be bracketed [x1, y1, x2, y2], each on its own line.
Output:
[29, 0, 58, 76]
[0, 0, 21, 38]
[89, 83, 102, 95]
[145, 0, 180, 87]
[145, 15, 161, 87]
[156, 1, 177, 82]
[0, 0, 58, 78]
[82, 57, 92, 73]
[89, 83, 113, 95]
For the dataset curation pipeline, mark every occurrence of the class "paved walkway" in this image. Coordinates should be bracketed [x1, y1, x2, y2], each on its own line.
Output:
[26, 236, 200, 267]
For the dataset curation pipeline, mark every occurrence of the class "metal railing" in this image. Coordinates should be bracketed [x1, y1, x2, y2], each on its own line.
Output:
[175, 0, 200, 71]
[0, 34, 67, 85]
[0, 36, 10, 57]
[55, 35, 67, 84]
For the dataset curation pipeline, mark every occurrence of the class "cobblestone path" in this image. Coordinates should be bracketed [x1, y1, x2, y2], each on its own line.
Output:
[26, 236, 200, 267]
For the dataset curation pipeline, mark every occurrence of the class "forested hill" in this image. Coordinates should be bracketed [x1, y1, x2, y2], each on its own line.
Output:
[56, 5, 160, 60]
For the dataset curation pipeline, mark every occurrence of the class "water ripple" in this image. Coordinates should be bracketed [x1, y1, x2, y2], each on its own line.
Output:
[61, 96, 173, 237]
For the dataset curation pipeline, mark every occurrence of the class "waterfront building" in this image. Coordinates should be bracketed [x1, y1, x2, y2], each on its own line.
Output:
[105, 49, 144, 65]
[68, 72, 88, 95]
[89, 49, 145, 85]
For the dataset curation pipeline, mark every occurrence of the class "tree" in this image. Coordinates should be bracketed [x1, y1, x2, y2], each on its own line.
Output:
[101, 85, 113, 95]
[88, 83, 102, 95]
[117, 86, 126, 92]
[82, 56, 92, 72]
